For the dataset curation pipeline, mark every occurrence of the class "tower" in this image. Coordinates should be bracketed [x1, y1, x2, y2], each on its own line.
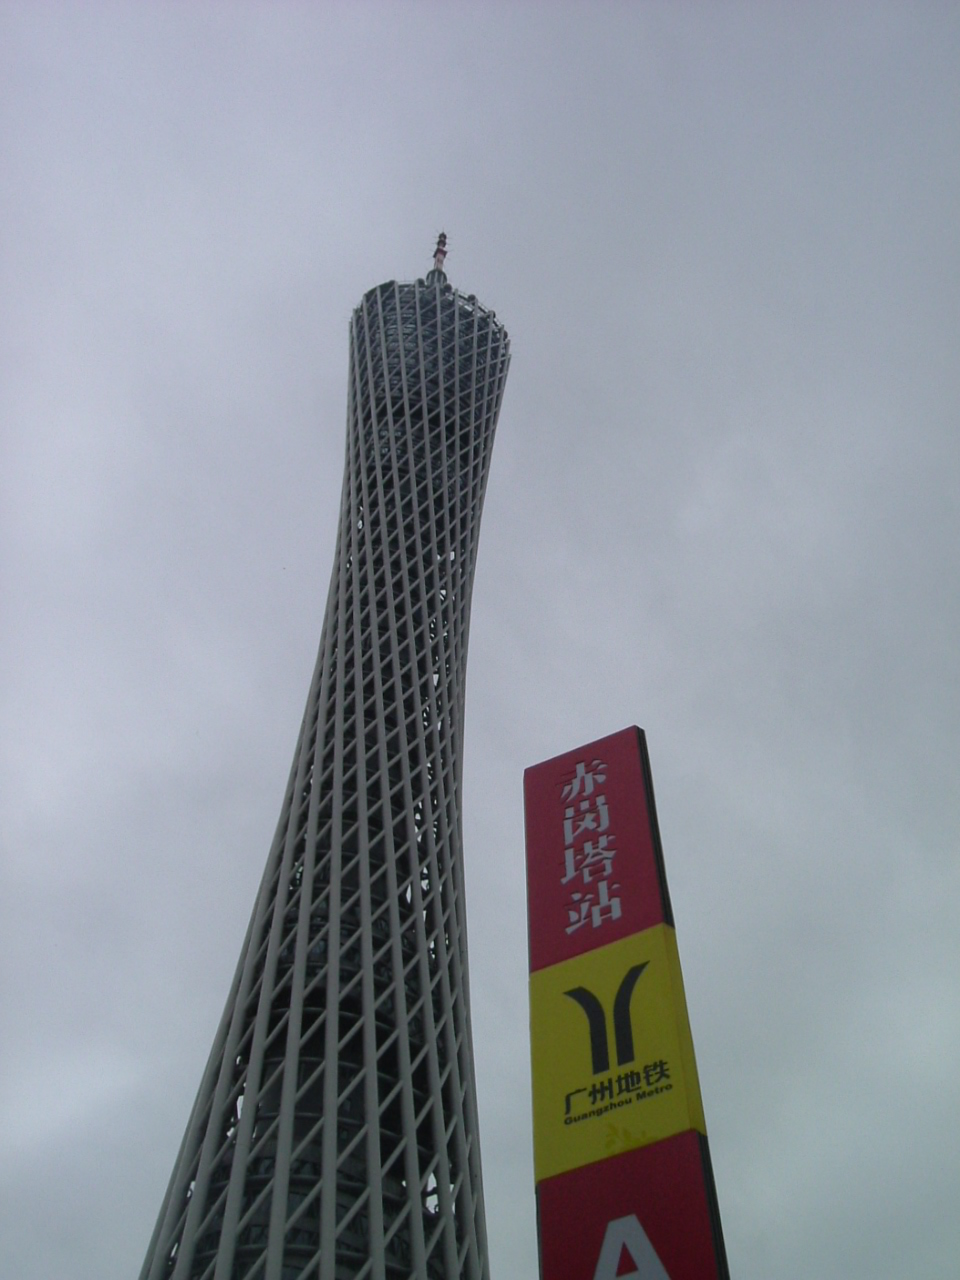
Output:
[141, 245, 510, 1280]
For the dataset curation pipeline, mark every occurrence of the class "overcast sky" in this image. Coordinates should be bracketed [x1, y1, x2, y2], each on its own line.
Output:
[2, 5, 958, 1278]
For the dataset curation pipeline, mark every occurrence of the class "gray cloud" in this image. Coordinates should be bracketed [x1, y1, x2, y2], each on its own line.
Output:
[2, 6, 958, 1278]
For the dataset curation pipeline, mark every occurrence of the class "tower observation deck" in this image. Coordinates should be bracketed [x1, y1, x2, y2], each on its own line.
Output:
[140, 250, 510, 1280]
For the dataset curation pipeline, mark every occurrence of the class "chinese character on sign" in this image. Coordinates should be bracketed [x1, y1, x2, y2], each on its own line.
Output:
[615, 1070, 643, 1095]
[564, 1087, 588, 1116]
[557, 755, 625, 936]
[589, 1077, 614, 1106]
[642, 1059, 670, 1087]
[561, 834, 617, 885]
[564, 879, 622, 934]
[564, 892, 591, 934]
[561, 760, 608, 802]
[563, 794, 610, 845]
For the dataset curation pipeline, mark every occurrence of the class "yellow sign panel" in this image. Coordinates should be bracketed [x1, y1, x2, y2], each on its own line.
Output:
[529, 924, 705, 1183]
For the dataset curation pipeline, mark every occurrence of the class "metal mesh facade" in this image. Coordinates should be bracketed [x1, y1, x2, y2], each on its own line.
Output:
[141, 268, 510, 1280]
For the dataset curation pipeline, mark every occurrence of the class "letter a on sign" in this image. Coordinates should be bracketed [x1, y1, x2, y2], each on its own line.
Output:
[592, 1215, 670, 1280]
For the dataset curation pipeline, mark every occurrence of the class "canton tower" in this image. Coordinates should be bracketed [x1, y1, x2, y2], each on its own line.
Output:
[141, 238, 510, 1280]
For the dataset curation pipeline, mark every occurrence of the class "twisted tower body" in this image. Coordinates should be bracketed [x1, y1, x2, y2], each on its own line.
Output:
[141, 260, 510, 1280]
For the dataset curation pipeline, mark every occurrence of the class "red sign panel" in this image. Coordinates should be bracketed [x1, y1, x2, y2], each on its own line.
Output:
[524, 727, 673, 973]
[537, 1132, 728, 1280]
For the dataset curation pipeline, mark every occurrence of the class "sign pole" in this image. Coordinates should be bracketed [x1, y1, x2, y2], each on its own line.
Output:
[524, 727, 729, 1280]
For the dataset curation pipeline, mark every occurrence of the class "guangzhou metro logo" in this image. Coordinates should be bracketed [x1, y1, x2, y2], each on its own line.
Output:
[528, 925, 700, 1180]
[565, 963, 648, 1073]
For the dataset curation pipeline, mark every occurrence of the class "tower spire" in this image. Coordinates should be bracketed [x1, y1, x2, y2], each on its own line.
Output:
[433, 230, 448, 273]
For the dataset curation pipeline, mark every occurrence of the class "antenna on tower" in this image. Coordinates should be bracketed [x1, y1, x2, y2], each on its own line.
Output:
[433, 231, 448, 273]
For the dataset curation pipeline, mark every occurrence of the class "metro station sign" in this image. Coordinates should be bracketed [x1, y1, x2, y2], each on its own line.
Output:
[524, 728, 729, 1280]
[523, 726, 673, 973]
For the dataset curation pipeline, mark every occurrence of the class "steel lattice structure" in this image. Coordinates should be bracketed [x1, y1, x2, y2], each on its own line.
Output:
[141, 259, 510, 1280]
